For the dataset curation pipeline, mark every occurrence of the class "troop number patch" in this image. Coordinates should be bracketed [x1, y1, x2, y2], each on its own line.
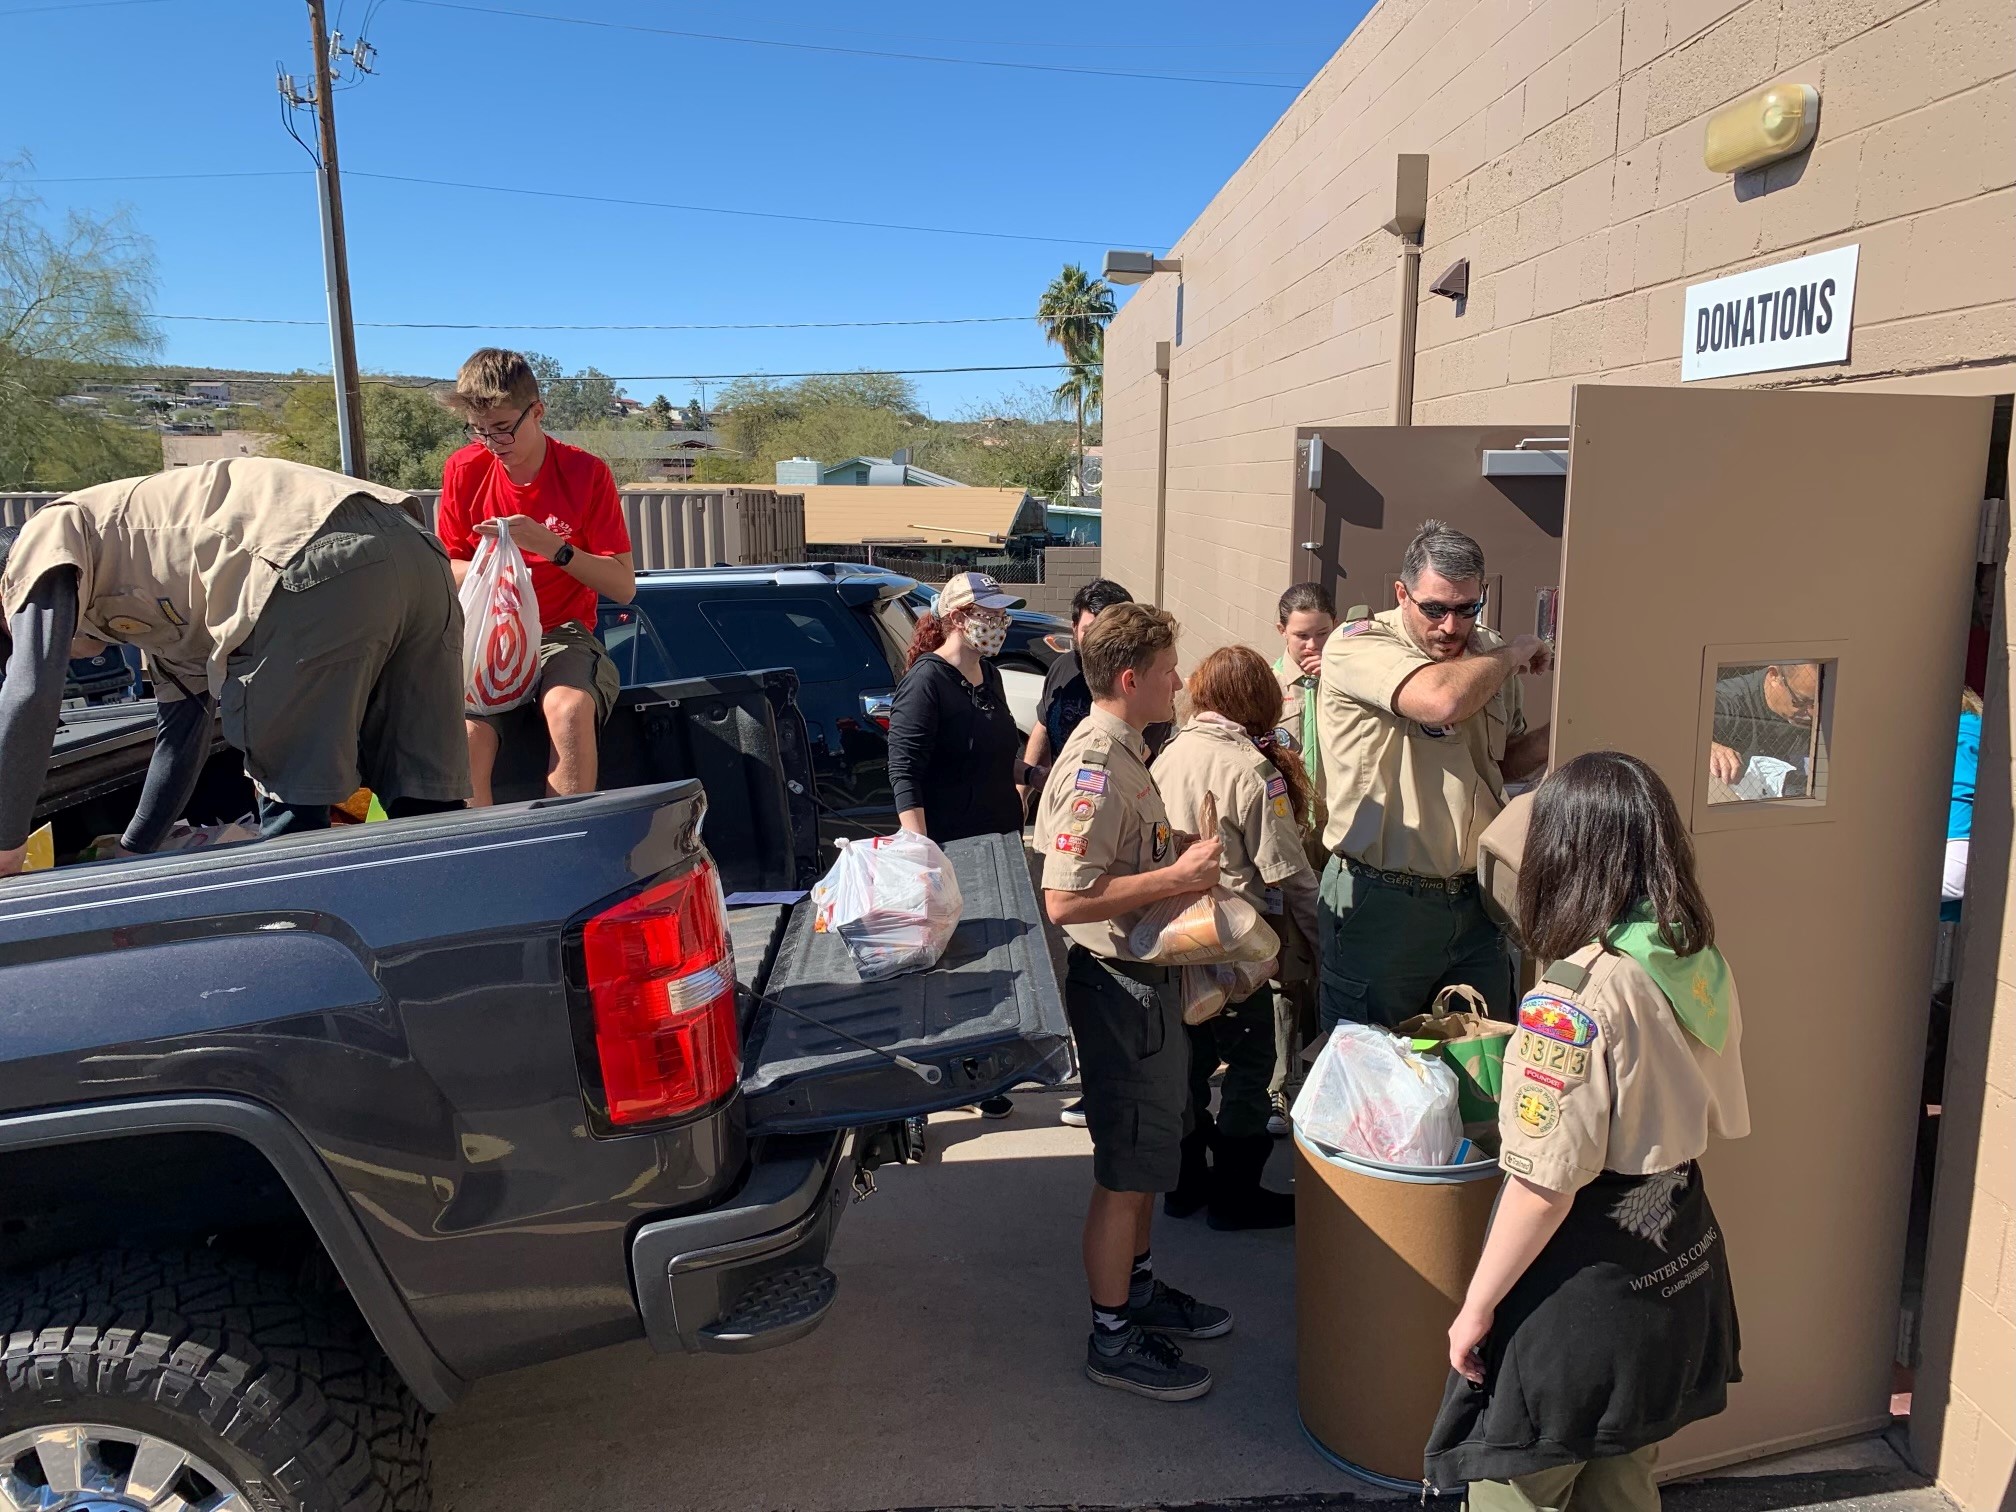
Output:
[1514, 1031, 1590, 1080]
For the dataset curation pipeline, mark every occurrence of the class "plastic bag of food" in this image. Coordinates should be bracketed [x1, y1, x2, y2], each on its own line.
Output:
[1291, 1021, 1463, 1166]
[1130, 887, 1279, 967]
[458, 523, 543, 716]
[809, 830, 964, 982]
[1180, 954, 1279, 1025]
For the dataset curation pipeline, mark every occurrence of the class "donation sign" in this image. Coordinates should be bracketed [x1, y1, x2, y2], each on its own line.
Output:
[1681, 244, 1859, 382]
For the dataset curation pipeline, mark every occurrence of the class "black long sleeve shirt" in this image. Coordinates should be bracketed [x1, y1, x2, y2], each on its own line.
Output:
[886, 654, 1024, 843]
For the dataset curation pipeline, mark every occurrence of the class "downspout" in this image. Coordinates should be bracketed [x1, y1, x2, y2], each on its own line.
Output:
[1153, 338, 1172, 602]
[1385, 154, 1430, 429]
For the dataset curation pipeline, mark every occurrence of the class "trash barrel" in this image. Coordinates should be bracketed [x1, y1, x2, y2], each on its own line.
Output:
[1294, 1130, 1503, 1491]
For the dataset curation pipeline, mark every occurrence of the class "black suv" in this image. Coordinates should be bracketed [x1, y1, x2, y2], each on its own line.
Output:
[600, 564, 1067, 834]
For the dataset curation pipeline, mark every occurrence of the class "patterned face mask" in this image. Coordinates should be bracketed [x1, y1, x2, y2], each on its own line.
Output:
[964, 611, 1009, 657]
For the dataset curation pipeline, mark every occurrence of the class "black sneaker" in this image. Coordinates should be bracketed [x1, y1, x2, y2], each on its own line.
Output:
[1084, 1326, 1212, 1401]
[1059, 1098, 1089, 1128]
[978, 1095, 1014, 1119]
[1126, 1279, 1233, 1339]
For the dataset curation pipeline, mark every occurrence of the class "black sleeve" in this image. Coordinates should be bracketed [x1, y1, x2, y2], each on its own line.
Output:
[887, 662, 942, 815]
[122, 691, 214, 853]
[0, 569, 80, 852]
[1035, 653, 1072, 725]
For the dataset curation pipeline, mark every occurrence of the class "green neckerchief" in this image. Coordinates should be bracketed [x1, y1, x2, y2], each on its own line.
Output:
[1604, 902, 1732, 1053]
[1273, 652, 1321, 787]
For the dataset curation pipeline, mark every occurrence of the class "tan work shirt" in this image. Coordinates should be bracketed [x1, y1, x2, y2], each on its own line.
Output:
[1317, 608, 1526, 876]
[1498, 944, 1751, 1195]
[0, 458, 417, 701]
[1035, 705, 1174, 959]
[1151, 717, 1312, 916]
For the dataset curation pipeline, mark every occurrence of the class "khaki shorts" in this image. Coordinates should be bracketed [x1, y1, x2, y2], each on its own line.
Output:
[222, 494, 470, 807]
[470, 621, 620, 731]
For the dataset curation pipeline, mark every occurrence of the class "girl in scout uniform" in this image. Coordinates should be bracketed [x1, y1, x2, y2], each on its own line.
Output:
[1152, 646, 1321, 1230]
[1425, 751, 1751, 1512]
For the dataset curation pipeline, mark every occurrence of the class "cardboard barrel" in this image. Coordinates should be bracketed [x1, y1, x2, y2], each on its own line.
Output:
[1294, 1132, 1503, 1489]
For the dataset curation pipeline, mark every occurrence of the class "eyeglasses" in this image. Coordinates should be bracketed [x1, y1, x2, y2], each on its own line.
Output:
[1769, 667, 1820, 718]
[1411, 594, 1487, 623]
[465, 402, 536, 442]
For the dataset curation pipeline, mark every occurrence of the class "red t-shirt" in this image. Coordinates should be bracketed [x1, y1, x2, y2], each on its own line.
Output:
[437, 437, 631, 632]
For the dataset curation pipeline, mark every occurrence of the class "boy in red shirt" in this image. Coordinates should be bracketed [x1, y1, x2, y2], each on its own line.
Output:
[438, 348, 636, 803]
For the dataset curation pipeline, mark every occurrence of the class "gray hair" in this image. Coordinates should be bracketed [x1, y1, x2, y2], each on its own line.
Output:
[1401, 519, 1485, 590]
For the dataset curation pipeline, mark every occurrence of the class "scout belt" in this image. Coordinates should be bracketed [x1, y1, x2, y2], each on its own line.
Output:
[1344, 856, 1477, 897]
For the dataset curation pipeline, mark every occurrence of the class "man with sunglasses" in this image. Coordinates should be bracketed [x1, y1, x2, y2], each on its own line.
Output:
[1709, 662, 1822, 794]
[1313, 519, 1552, 1028]
[438, 349, 635, 804]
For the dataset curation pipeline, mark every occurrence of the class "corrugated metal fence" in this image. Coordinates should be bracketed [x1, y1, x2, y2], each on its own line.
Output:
[0, 486, 808, 569]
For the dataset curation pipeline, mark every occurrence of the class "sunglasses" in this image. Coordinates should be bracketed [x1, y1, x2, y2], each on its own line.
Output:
[1412, 595, 1487, 623]
[465, 402, 537, 443]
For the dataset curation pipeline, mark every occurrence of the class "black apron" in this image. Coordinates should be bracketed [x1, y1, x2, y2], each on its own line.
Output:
[1424, 1162, 1740, 1488]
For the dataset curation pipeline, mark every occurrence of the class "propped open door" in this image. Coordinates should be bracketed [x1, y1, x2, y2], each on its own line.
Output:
[1550, 385, 1995, 1473]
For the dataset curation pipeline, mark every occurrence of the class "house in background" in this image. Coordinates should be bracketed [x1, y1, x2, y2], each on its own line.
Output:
[775, 453, 965, 488]
[186, 381, 232, 404]
[555, 428, 731, 482]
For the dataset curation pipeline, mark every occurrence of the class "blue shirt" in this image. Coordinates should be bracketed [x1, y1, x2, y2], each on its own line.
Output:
[1950, 710, 1980, 843]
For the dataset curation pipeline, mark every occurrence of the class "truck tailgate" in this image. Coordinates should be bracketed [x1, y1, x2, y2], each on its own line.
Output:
[739, 833, 1070, 1134]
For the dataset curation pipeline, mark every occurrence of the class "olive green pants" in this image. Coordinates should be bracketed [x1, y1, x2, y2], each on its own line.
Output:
[1465, 1445, 1660, 1512]
[1318, 855, 1513, 1029]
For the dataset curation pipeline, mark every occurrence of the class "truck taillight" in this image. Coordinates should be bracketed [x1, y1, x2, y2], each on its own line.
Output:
[581, 863, 739, 1127]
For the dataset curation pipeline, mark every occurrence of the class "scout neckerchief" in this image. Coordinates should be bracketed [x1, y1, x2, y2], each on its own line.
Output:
[1604, 902, 1733, 1053]
[1271, 651, 1321, 787]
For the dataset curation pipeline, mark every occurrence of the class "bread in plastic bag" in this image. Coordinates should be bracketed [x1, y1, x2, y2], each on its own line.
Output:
[1180, 954, 1278, 1025]
[458, 523, 544, 715]
[809, 830, 964, 982]
[1129, 887, 1280, 966]
[1290, 1021, 1463, 1166]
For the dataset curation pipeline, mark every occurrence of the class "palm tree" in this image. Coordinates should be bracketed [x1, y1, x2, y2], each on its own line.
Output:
[1037, 264, 1115, 497]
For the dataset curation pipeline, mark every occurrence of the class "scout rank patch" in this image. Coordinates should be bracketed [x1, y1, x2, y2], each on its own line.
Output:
[1514, 1029, 1590, 1081]
[1514, 1082, 1561, 1135]
[1266, 771, 1290, 819]
[1074, 768, 1108, 796]
[1054, 833, 1087, 856]
[1519, 992, 1599, 1047]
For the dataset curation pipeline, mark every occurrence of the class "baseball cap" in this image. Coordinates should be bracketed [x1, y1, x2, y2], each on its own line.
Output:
[935, 571, 1025, 615]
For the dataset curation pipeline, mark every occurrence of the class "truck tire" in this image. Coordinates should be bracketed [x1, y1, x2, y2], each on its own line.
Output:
[0, 1249, 429, 1512]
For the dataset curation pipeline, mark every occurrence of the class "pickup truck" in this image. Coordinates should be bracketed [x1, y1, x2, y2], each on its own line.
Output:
[0, 666, 1068, 1512]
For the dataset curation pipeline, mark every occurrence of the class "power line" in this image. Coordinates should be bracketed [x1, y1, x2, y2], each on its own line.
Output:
[104, 361, 1099, 389]
[0, 0, 172, 15]
[1, 307, 1047, 331]
[392, 0, 1306, 90]
[21, 171, 304, 185]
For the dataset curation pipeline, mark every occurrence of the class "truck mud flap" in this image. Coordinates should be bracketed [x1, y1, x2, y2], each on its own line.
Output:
[740, 832, 1071, 1135]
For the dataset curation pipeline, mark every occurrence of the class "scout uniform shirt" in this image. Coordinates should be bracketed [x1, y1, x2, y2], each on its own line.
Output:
[1034, 705, 1175, 959]
[1151, 716, 1311, 916]
[0, 458, 418, 702]
[1498, 943, 1751, 1195]
[1317, 608, 1526, 877]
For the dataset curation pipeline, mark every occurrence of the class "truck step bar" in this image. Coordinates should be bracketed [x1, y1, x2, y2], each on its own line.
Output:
[698, 1264, 838, 1354]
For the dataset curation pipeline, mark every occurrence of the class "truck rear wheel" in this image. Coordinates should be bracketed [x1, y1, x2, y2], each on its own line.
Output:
[0, 1250, 429, 1512]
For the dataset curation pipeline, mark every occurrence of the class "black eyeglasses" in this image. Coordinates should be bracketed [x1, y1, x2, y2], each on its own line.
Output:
[465, 403, 536, 442]
[1412, 594, 1487, 623]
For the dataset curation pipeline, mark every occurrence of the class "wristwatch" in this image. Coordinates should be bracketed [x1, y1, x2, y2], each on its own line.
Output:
[552, 542, 576, 568]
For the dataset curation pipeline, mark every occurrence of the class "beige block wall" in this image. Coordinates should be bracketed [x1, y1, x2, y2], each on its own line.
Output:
[1104, 0, 2015, 654]
[1103, 0, 2014, 1502]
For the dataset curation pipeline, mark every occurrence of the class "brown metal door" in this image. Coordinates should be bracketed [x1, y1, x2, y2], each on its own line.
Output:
[1549, 384, 1995, 1474]
[1292, 424, 1569, 713]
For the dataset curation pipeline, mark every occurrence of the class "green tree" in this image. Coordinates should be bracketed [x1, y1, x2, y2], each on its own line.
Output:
[526, 351, 622, 430]
[1036, 264, 1114, 493]
[0, 163, 163, 489]
[269, 379, 464, 490]
[645, 393, 675, 429]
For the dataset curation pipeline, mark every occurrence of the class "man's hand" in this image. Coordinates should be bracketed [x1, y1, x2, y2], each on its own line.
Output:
[477, 514, 565, 560]
[0, 843, 25, 879]
[1449, 1301, 1494, 1383]
[1165, 835, 1223, 891]
[1710, 742, 1743, 784]
[1507, 634, 1553, 675]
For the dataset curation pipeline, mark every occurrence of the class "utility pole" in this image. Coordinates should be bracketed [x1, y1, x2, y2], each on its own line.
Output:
[279, 0, 370, 478]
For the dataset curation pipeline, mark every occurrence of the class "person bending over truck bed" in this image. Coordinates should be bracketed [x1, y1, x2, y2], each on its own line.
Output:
[0, 458, 471, 876]
[438, 348, 636, 804]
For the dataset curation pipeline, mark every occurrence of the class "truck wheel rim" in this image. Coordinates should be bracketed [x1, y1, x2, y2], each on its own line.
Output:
[0, 1422, 250, 1511]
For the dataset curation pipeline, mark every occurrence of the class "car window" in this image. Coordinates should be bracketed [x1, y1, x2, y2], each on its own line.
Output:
[700, 596, 882, 684]
[597, 603, 675, 686]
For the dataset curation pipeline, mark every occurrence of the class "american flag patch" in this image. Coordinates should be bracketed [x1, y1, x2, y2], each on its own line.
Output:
[1074, 768, 1108, 795]
[1266, 774, 1288, 799]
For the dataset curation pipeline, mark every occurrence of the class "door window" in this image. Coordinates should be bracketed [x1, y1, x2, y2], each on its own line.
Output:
[1707, 659, 1830, 805]
[700, 597, 880, 684]
[597, 604, 675, 686]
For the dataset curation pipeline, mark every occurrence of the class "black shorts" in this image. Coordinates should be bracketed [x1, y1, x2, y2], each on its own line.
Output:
[1064, 944, 1190, 1193]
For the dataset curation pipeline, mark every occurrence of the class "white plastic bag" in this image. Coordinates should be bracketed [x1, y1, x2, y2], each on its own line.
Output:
[809, 830, 964, 981]
[458, 524, 543, 716]
[1179, 955, 1278, 1025]
[1129, 887, 1280, 967]
[1291, 1022, 1463, 1167]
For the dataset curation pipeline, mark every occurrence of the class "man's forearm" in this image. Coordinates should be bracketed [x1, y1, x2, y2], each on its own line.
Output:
[1402, 646, 1521, 727]
[123, 693, 214, 853]
[0, 573, 79, 852]
[1045, 867, 1198, 926]
[567, 551, 635, 603]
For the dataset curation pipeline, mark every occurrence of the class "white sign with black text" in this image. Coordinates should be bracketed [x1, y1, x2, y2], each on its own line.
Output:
[1681, 244, 1859, 382]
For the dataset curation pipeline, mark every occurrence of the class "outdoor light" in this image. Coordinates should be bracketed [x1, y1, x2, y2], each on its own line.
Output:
[1103, 250, 1183, 286]
[1704, 83, 1820, 174]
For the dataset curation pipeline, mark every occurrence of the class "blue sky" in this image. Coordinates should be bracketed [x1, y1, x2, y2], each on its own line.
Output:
[5, 0, 1365, 415]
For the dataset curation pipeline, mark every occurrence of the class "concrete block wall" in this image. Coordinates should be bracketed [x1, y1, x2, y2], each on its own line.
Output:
[1103, 0, 2015, 654]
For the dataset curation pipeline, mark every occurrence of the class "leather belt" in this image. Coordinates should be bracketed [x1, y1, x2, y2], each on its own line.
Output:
[1344, 856, 1477, 897]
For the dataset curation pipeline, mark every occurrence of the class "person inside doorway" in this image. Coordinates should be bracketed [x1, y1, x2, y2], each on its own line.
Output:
[1152, 645, 1318, 1230]
[1315, 519, 1551, 1028]
[1033, 603, 1232, 1401]
[0, 458, 469, 874]
[437, 349, 636, 805]
[1426, 750, 1750, 1512]
[1708, 661, 1820, 798]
